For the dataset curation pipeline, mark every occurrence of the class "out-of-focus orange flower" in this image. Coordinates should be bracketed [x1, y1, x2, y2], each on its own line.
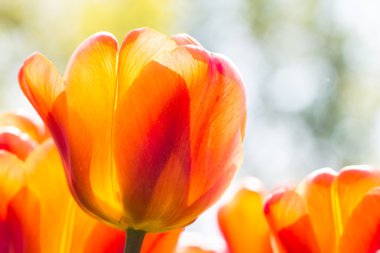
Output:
[0, 112, 44, 252]
[218, 178, 273, 253]
[0, 112, 182, 252]
[264, 166, 380, 253]
[18, 28, 246, 233]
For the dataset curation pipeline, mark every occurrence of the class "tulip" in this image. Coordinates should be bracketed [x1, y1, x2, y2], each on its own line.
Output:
[218, 178, 274, 253]
[0, 112, 42, 252]
[18, 27, 246, 251]
[264, 166, 380, 253]
[0, 112, 182, 252]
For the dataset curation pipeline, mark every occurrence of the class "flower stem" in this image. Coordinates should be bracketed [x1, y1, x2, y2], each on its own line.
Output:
[124, 228, 146, 253]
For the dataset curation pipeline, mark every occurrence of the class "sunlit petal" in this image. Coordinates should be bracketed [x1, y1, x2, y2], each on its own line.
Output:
[18, 53, 65, 122]
[335, 165, 380, 228]
[265, 189, 320, 253]
[156, 45, 246, 221]
[64, 32, 121, 225]
[0, 151, 25, 217]
[114, 61, 190, 230]
[218, 178, 272, 253]
[117, 28, 177, 96]
[24, 140, 99, 252]
[298, 168, 337, 252]
[339, 187, 380, 252]
[7, 187, 41, 253]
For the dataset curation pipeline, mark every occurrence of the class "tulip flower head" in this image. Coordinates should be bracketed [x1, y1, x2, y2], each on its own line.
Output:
[18, 27, 246, 238]
[264, 166, 380, 253]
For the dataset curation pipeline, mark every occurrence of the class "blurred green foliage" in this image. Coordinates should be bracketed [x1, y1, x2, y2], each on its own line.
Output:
[244, 0, 380, 182]
[0, 0, 177, 109]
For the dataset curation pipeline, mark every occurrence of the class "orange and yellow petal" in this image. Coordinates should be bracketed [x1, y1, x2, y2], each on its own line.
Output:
[63, 32, 121, 226]
[6, 187, 41, 253]
[264, 189, 320, 253]
[114, 60, 191, 231]
[117, 28, 177, 97]
[187, 57, 245, 225]
[24, 140, 101, 252]
[339, 187, 380, 253]
[298, 168, 337, 252]
[0, 151, 25, 217]
[18, 53, 65, 122]
[156, 45, 246, 219]
[218, 178, 272, 253]
[334, 165, 380, 229]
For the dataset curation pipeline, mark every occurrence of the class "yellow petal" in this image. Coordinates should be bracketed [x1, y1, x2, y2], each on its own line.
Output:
[18, 53, 65, 122]
[24, 140, 99, 253]
[0, 151, 25, 217]
[218, 178, 272, 253]
[298, 168, 337, 252]
[64, 32, 121, 225]
[117, 28, 177, 97]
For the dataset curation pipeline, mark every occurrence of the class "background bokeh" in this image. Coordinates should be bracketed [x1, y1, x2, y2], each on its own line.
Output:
[1, 0, 380, 249]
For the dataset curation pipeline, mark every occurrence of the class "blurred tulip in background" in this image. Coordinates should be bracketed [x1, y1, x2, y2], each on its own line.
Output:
[265, 166, 380, 253]
[0, 112, 182, 252]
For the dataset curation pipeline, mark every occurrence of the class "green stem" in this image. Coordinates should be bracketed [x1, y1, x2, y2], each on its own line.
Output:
[124, 228, 146, 253]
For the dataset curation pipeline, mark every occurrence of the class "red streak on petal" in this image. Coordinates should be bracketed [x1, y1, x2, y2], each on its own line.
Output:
[278, 216, 320, 253]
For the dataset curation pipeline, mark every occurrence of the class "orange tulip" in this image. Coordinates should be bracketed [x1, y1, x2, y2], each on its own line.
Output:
[0, 112, 44, 252]
[0, 112, 182, 252]
[18, 27, 246, 237]
[218, 178, 273, 253]
[264, 166, 380, 253]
